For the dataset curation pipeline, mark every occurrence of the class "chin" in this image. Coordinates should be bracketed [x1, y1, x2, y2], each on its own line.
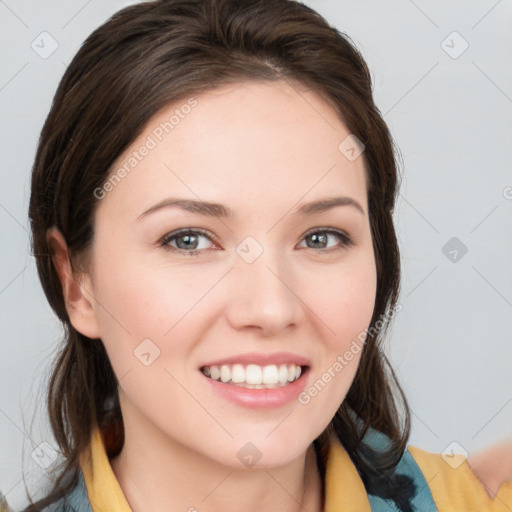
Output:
[208, 430, 318, 470]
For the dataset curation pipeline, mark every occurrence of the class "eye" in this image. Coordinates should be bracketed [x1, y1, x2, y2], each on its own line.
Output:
[159, 228, 217, 256]
[160, 227, 354, 256]
[298, 228, 354, 252]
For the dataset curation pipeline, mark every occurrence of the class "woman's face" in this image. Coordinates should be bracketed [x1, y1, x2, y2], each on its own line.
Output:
[80, 79, 377, 467]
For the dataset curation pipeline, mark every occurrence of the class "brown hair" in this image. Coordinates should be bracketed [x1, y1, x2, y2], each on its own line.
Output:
[23, 0, 413, 510]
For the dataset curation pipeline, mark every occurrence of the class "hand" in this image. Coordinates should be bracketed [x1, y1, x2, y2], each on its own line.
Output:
[467, 440, 512, 498]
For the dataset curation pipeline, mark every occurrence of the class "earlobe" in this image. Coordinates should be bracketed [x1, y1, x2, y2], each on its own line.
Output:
[46, 227, 101, 339]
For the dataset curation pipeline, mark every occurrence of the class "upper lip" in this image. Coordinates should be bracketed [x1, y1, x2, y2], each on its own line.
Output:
[200, 352, 311, 368]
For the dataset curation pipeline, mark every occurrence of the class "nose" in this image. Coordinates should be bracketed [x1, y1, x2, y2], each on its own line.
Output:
[224, 245, 301, 337]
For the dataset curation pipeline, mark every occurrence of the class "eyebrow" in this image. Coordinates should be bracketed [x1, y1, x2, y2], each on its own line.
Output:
[136, 195, 365, 221]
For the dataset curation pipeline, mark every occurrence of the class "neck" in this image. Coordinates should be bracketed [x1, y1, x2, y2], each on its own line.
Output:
[110, 412, 324, 512]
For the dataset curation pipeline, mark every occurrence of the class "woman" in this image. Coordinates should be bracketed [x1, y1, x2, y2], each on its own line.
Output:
[15, 0, 511, 510]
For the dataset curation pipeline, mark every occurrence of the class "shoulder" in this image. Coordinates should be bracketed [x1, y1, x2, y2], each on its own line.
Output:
[1, 474, 90, 512]
[39, 471, 92, 512]
[359, 428, 439, 510]
[1, 492, 11, 512]
[407, 443, 512, 511]
[360, 427, 512, 511]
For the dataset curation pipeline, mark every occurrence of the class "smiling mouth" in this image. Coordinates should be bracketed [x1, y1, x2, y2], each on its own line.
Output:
[200, 363, 307, 389]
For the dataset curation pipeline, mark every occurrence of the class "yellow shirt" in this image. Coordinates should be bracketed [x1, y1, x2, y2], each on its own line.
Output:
[77, 426, 512, 512]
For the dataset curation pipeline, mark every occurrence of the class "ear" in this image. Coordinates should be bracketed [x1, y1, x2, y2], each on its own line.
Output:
[46, 227, 101, 339]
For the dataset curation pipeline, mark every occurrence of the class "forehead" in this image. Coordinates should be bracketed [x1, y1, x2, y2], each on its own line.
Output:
[97, 79, 368, 218]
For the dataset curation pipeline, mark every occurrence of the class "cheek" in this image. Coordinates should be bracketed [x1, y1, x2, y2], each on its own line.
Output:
[316, 254, 377, 351]
[298, 253, 377, 418]
[88, 251, 218, 373]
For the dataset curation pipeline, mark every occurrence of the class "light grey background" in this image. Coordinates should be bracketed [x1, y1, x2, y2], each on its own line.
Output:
[1, 0, 511, 509]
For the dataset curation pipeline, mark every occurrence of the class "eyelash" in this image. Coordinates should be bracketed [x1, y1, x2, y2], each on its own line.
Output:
[158, 227, 355, 257]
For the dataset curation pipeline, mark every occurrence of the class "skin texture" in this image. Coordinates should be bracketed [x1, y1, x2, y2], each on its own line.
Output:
[49, 79, 377, 512]
[468, 441, 512, 498]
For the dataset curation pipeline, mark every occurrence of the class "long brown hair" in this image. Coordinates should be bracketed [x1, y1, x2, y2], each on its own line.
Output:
[23, 0, 412, 510]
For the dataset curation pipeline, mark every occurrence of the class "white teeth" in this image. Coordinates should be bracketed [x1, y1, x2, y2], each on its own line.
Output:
[246, 364, 262, 385]
[202, 363, 304, 387]
[231, 364, 245, 383]
[210, 366, 221, 381]
[278, 364, 289, 384]
[220, 365, 231, 383]
[262, 365, 279, 384]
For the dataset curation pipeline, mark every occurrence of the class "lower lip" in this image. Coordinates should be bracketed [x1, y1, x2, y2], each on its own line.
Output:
[201, 368, 309, 409]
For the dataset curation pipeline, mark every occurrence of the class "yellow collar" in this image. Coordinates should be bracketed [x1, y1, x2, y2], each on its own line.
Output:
[79, 426, 371, 512]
